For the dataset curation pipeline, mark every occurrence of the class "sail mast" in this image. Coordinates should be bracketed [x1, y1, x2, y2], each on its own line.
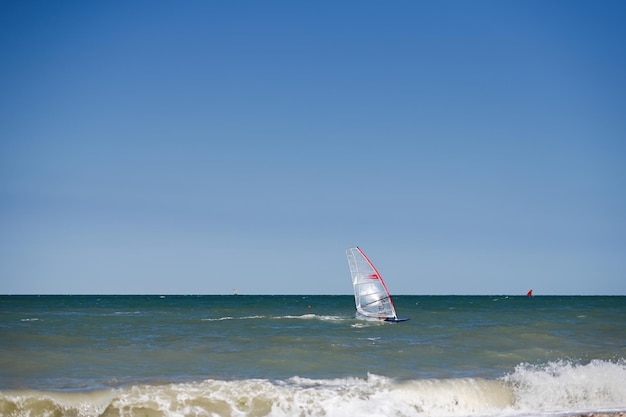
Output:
[346, 246, 409, 323]
[346, 246, 398, 320]
[355, 247, 397, 319]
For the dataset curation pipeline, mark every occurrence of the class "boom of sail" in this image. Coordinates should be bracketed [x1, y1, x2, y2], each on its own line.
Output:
[345, 247, 408, 322]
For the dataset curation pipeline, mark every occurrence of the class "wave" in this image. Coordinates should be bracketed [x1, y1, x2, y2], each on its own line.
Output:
[1, 360, 624, 417]
[504, 359, 626, 412]
[276, 313, 347, 321]
[201, 314, 348, 322]
[201, 315, 266, 321]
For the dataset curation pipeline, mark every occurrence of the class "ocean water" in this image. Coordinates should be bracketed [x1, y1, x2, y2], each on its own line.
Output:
[0, 295, 624, 417]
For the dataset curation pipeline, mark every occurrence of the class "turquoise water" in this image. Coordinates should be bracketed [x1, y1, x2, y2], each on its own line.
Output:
[0, 295, 624, 416]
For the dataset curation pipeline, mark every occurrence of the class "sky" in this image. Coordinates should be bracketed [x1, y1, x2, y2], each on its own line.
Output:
[1, 1, 625, 295]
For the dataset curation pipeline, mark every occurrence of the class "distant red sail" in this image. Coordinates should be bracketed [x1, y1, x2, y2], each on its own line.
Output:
[526, 289, 533, 297]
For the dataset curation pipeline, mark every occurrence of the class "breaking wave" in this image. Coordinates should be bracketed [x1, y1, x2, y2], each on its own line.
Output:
[1, 360, 624, 417]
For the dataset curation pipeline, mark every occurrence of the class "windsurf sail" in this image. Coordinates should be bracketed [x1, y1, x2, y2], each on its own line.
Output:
[526, 289, 533, 297]
[345, 247, 407, 322]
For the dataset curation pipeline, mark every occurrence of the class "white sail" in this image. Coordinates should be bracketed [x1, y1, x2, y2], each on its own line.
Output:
[345, 247, 398, 321]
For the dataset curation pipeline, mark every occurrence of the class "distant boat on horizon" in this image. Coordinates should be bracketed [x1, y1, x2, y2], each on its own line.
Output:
[526, 289, 533, 297]
[345, 247, 409, 323]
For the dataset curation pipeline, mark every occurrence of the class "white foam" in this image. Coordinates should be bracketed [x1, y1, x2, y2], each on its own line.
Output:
[3, 360, 625, 417]
[201, 316, 235, 321]
[274, 314, 347, 321]
[203, 314, 348, 322]
[351, 321, 382, 328]
[104, 374, 512, 417]
[503, 359, 626, 414]
[201, 315, 266, 321]
[110, 362, 626, 417]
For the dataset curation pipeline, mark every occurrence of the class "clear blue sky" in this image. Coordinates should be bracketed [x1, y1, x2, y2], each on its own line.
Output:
[1, 1, 624, 295]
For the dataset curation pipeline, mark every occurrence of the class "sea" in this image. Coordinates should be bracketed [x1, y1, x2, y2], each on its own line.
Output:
[0, 295, 624, 417]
